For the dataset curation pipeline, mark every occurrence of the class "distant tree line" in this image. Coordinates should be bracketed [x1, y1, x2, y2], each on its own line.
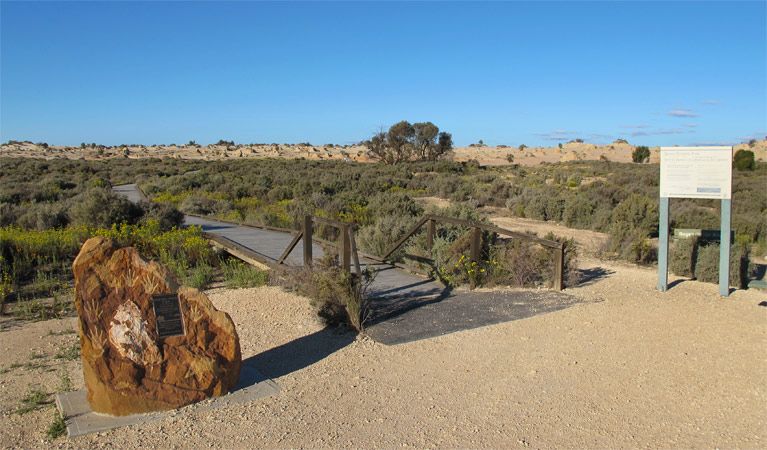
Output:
[364, 121, 453, 164]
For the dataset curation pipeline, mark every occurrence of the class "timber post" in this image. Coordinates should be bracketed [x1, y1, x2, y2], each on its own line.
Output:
[470, 226, 481, 264]
[303, 215, 313, 266]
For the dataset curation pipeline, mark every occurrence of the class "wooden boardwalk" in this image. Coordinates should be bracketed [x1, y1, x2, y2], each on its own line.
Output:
[118, 184, 584, 345]
[183, 215, 447, 306]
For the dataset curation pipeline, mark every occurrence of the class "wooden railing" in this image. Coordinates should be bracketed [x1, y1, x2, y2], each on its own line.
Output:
[382, 214, 566, 291]
[278, 215, 362, 276]
[191, 209, 564, 290]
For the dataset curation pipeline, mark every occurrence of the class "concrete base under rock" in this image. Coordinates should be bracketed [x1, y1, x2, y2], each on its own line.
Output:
[56, 362, 279, 438]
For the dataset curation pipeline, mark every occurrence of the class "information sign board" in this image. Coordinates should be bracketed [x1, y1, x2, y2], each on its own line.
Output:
[660, 146, 732, 199]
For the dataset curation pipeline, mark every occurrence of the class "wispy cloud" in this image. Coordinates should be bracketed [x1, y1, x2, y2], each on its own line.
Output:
[620, 124, 650, 129]
[589, 133, 613, 140]
[691, 141, 735, 146]
[737, 131, 766, 141]
[668, 108, 699, 118]
[682, 123, 696, 128]
[532, 130, 580, 141]
[701, 100, 723, 105]
[631, 128, 688, 137]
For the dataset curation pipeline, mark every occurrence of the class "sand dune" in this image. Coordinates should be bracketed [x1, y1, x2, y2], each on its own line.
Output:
[2, 139, 765, 166]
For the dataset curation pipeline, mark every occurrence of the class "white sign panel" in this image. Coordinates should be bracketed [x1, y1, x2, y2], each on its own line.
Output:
[659, 146, 732, 199]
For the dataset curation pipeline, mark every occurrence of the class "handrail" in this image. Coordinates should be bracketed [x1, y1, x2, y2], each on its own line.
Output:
[277, 215, 362, 276]
[381, 214, 565, 291]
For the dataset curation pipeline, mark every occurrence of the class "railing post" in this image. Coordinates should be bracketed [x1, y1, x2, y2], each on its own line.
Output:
[470, 226, 481, 263]
[303, 215, 313, 266]
[426, 219, 435, 252]
[553, 243, 565, 291]
[340, 223, 351, 273]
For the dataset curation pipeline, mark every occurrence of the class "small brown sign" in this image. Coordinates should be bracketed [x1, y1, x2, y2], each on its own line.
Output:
[152, 293, 185, 338]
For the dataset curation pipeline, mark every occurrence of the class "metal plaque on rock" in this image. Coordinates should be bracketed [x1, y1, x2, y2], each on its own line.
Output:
[152, 293, 186, 338]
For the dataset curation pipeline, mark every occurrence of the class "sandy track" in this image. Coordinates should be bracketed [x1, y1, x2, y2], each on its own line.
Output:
[1, 257, 766, 449]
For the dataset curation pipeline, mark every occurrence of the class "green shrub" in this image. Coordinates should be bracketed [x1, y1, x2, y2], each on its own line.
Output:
[276, 255, 373, 332]
[47, 411, 67, 439]
[16, 386, 50, 415]
[733, 149, 755, 171]
[183, 263, 215, 290]
[632, 146, 650, 163]
[138, 201, 184, 231]
[221, 258, 269, 288]
[670, 237, 698, 277]
[68, 187, 142, 228]
[629, 237, 655, 264]
[179, 195, 218, 215]
[356, 215, 420, 261]
[694, 242, 752, 288]
[487, 240, 544, 287]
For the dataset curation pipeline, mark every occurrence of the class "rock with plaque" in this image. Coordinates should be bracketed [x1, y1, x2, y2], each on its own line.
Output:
[72, 237, 242, 416]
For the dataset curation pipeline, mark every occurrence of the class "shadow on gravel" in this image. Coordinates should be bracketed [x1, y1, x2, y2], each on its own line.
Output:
[575, 266, 614, 286]
[243, 328, 355, 379]
[365, 288, 598, 346]
[367, 286, 453, 327]
[667, 278, 689, 289]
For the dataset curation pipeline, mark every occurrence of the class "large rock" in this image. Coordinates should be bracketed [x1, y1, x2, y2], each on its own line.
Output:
[72, 237, 241, 416]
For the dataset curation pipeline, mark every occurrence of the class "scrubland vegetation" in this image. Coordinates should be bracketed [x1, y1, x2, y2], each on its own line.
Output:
[1, 155, 764, 321]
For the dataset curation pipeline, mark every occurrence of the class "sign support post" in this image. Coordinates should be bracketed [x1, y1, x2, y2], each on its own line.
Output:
[657, 197, 670, 292]
[719, 199, 732, 296]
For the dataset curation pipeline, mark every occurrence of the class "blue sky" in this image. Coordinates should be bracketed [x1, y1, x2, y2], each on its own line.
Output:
[1, 1, 765, 147]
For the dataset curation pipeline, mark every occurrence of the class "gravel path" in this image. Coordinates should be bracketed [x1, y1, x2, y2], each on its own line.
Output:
[1, 258, 766, 449]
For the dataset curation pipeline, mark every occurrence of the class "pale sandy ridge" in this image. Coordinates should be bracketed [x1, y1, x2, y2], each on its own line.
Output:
[2, 139, 765, 166]
[1, 258, 765, 449]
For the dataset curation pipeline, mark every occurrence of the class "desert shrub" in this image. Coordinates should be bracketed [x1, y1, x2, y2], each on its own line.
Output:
[632, 146, 650, 163]
[629, 237, 656, 265]
[484, 234, 578, 288]
[138, 201, 184, 230]
[356, 215, 420, 261]
[670, 237, 698, 277]
[267, 185, 293, 203]
[276, 255, 373, 331]
[487, 240, 545, 287]
[612, 194, 658, 237]
[694, 242, 752, 288]
[429, 228, 497, 289]
[183, 263, 215, 290]
[431, 234, 486, 288]
[68, 187, 142, 228]
[16, 203, 69, 230]
[733, 149, 755, 171]
[221, 257, 269, 288]
[608, 194, 658, 260]
[562, 195, 601, 229]
[670, 200, 720, 230]
[179, 195, 218, 215]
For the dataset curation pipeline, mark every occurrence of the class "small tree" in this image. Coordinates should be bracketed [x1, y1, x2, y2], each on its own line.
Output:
[733, 149, 755, 171]
[632, 146, 650, 163]
[432, 132, 453, 161]
[414, 122, 439, 160]
[365, 121, 452, 164]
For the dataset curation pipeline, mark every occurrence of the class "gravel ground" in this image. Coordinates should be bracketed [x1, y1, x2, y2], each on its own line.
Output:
[1, 258, 766, 449]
